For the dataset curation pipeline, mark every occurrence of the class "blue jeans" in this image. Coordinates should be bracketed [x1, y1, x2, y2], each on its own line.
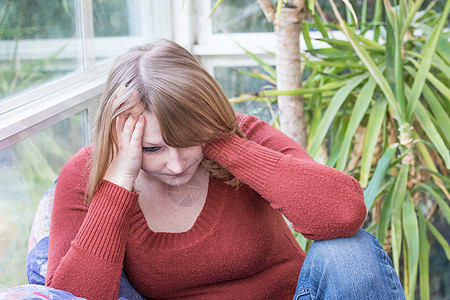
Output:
[1, 229, 405, 299]
[294, 229, 406, 300]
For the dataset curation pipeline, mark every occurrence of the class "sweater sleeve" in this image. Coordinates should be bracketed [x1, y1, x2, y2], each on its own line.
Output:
[45, 146, 139, 300]
[203, 114, 366, 240]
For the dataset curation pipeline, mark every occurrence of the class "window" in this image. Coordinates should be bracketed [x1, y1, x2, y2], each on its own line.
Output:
[0, 0, 83, 105]
[0, 0, 448, 295]
[211, 0, 274, 33]
[0, 111, 88, 289]
[191, 1, 278, 120]
[214, 65, 277, 123]
[0, 0, 170, 288]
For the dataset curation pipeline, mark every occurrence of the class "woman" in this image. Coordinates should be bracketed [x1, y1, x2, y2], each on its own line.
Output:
[44, 39, 405, 299]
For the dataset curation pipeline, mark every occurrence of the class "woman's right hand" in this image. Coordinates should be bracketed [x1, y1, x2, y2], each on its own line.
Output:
[104, 111, 146, 191]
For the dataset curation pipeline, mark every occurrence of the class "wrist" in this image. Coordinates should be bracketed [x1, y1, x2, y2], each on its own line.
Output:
[103, 173, 135, 191]
[203, 132, 240, 160]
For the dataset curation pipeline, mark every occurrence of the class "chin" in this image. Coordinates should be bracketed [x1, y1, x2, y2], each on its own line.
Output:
[164, 174, 194, 187]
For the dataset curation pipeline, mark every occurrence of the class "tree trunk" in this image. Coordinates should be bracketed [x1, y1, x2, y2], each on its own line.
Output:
[258, 0, 307, 147]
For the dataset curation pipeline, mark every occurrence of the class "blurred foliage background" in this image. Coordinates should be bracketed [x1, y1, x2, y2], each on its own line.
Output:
[0, 1, 448, 299]
[213, 0, 449, 299]
[0, 0, 129, 289]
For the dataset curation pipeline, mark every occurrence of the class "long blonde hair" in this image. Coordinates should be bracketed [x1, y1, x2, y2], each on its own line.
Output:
[87, 39, 244, 202]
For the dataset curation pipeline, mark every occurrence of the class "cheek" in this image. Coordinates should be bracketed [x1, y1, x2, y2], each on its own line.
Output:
[141, 155, 161, 172]
[186, 146, 204, 162]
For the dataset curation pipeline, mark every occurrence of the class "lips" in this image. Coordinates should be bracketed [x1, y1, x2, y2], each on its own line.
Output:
[169, 171, 186, 177]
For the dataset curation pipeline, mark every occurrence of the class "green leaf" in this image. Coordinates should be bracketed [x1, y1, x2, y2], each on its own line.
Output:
[372, 0, 383, 42]
[314, 11, 329, 39]
[236, 69, 276, 85]
[418, 210, 430, 300]
[415, 167, 450, 186]
[414, 101, 450, 168]
[208, 0, 225, 18]
[391, 163, 409, 273]
[361, 0, 368, 31]
[422, 84, 450, 144]
[359, 98, 387, 187]
[318, 38, 354, 51]
[307, 48, 355, 59]
[326, 139, 342, 167]
[413, 132, 450, 199]
[308, 94, 322, 142]
[383, 0, 397, 33]
[293, 231, 307, 249]
[304, 59, 367, 70]
[355, 34, 385, 52]
[416, 183, 450, 225]
[342, 0, 358, 27]
[234, 42, 277, 79]
[328, 0, 404, 123]
[436, 30, 450, 65]
[405, 61, 450, 108]
[306, 0, 315, 14]
[400, 0, 425, 40]
[62, 0, 70, 15]
[424, 72, 450, 103]
[336, 77, 377, 171]
[376, 181, 394, 247]
[425, 220, 450, 260]
[327, 115, 347, 167]
[307, 74, 367, 158]
[402, 193, 419, 300]
[406, 0, 450, 120]
[385, 6, 406, 114]
[302, 23, 313, 51]
[433, 51, 450, 78]
[364, 144, 398, 210]
[276, 0, 283, 26]
[261, 79, 349, 97]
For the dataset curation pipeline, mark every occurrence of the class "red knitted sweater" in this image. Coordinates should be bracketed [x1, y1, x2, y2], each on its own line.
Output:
[45, 113, 366, 299]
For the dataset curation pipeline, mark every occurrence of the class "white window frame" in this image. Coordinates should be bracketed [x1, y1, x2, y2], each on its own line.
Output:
[0, 0, 172, 151]
[184, 0, 355, 79]
[0, 0, 363, 152]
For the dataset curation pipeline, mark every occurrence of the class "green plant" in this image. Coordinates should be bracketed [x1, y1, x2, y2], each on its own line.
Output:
[0, 113, 86, 289]
[0, 0, 72, 100]
[229, 1, 449, 298]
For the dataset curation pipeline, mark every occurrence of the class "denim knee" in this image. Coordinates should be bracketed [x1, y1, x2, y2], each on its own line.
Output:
[294, 229, 406, 300]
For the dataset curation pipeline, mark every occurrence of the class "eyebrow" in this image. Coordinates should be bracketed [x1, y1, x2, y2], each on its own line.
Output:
[142, 140, 165, 146]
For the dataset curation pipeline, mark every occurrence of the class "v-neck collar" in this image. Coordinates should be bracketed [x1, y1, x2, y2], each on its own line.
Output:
[128, 177, 227, 250]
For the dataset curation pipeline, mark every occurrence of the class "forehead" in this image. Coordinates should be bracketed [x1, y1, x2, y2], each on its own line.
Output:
[142, 110, 164, 144]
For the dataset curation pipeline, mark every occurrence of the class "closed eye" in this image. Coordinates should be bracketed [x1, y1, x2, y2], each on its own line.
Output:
[142, 146, 161, 153]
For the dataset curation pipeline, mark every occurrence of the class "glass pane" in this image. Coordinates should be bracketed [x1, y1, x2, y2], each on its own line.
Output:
[94, 0, 140, 37]
[0, 111, 88, 289]
[314, 0, 377, 25]
[93, 0, 142, 61]
[0, 0, 83, 102]
[316, 0, 447, 25]
[214, 66, 277, 123]
[211, 0, 274, 33]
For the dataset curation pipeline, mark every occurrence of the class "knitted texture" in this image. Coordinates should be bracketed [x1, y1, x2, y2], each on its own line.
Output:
[45, 113, 366, 299]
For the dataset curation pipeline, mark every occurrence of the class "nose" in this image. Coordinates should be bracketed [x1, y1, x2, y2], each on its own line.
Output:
[166, 148, 186, 174]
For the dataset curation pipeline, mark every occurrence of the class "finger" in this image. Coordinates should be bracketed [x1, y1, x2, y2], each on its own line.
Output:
[119, 114, 138, 145]
[115, 114, 126, 148]
[116, 88, 142, 117]
[130, 115, 145, 147]
[128, 92, 143, 117]
[115, 114, 126, 134]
